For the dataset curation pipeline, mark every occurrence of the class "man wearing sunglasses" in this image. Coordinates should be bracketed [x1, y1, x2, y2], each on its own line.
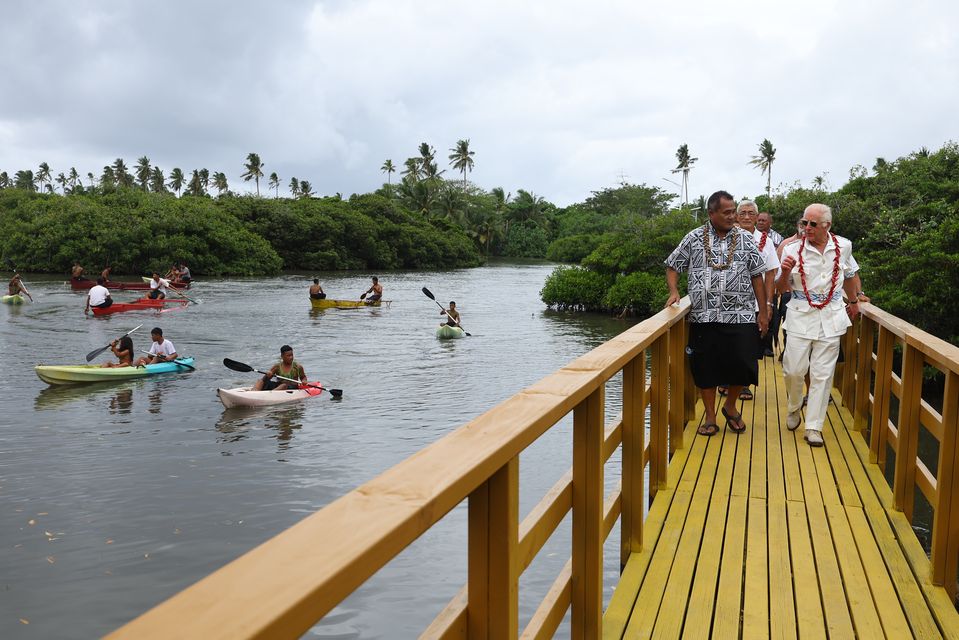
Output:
[777, 204, 861, 447]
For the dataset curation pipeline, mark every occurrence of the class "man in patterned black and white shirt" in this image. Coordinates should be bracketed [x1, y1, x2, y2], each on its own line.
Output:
[665, 190, 768, 437]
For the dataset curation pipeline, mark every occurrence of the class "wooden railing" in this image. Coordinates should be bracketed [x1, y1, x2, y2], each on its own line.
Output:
[110, 300, 695, 639]
[839, 303, 959, 600]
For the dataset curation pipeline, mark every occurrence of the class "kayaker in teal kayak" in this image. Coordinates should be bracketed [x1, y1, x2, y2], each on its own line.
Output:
[101, 336, 134, 368]
[440, 301, 461, 327]
[253, 345, 308, 391]
[134, 327, 178, 366]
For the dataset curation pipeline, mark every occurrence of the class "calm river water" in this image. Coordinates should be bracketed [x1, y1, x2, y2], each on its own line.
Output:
[1, 262, 638, 639]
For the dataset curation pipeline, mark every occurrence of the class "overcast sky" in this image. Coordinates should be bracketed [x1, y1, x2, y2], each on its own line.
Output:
[1, 0, 956, 206]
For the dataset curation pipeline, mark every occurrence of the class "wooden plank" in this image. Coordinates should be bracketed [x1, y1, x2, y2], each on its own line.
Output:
[572, 388, 603, 638]
[893, 343, 924, 520]
[767, 498, 797, 640]
[420, 587, 467, 640]
[843, 506, 913, 638]
[468, 477, 492, 638]
[668, 319, 686, 453]
[854, 317, 876, 431]
[786, 501, 826, 638]
[931, 370, 959, 598]
[520, 560, 571, 640]
[822, 405, 862, 508]
[712, 494, 747, 638]
[823, 500, 885, 638]
[742, 497, 769, 639]
[621, 355, 646, 566]
[870, 326, 895, 465]
[746, 383, 766, 501]
[840, 321, 857, 406]
[650, 339, 669, 496]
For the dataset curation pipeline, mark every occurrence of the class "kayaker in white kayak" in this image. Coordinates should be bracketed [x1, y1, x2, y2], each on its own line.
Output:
[101, 336, 134, 368]
[440, 301, 461, 327]
[253, 345, 308, 391]
[84, 277, 113, 314]
[134, 327, 178, 366]
[147, 272, 171, 300]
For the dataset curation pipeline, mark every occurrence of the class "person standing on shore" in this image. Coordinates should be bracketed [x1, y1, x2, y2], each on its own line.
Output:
[664, 190, 768, 437]
[777, 203, 861, 447]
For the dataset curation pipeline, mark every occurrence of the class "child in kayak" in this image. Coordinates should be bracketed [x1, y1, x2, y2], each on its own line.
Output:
[440, 301, 461, 327]
[134, 327, 178, 366]
[101, 336, 134, 368]
[253, 345, 308, 391]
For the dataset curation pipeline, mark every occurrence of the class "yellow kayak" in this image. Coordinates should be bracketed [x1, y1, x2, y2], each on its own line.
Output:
[310, 298, 391, 309]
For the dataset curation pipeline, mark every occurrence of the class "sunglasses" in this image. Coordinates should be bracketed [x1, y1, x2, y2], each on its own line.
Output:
[798, 219, 823, 228]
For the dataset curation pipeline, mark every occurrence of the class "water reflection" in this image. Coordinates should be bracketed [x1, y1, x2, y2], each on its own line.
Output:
[109, 388, 134, 415]
[34, 380, 141, 411]
[215, 405, 305, 452]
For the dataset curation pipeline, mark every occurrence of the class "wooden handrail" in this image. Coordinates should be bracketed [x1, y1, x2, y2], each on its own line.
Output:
[110, 301, 691, 638]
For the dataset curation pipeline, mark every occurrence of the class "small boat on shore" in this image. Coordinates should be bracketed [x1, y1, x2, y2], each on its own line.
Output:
[217, 385, 326, 408]
[35, 358, 196, 385]
[2, 294, 25, 305]
[70, 278, 191, 291]
[310, 298, 392, 310]
[436, 325, 466, 339]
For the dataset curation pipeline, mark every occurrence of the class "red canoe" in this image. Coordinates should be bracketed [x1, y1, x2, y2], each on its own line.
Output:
[71, 278, 191, 291]
[90, 299, 188, 316]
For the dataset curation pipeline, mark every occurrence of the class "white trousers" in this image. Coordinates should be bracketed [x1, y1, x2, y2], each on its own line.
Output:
[782, 333, 841, 432]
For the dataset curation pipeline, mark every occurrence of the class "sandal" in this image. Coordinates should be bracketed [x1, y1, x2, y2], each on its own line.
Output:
[739, 388, 753, 401]
[721, 407, 747, 434]
[697, 422, 720, 437]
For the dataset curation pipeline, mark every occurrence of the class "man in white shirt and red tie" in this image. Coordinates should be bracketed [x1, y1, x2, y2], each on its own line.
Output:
[777, 203, 862, 447]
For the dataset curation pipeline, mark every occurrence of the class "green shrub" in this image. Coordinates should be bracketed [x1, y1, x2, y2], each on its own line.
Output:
[540, 266, 612, 310]
[603, 272, 669, 316]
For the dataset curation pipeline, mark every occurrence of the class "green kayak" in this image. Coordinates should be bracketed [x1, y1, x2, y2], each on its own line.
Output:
[436, 325, 466, 339]
[35, 358, 196, 385]
[2, 294, 25, 305]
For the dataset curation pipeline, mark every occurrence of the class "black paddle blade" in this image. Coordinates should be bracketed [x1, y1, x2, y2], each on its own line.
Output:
[328, 388, 343, 399]
[223, 358, 254, 373]
[6, 257, 17, 272]
[85, 344, 111, 362]
[421, 287, 436, 300]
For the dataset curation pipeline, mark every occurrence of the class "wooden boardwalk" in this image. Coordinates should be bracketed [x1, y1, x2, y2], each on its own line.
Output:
[604, 354, 959, 639]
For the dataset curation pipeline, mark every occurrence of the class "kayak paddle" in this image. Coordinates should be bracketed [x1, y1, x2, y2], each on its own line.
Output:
[168, 285, 200, 304]
[85, 325, 142, 362]
[138, 350, 197, 371]
[222, 358, 343, 398]
[5, 258, 34, 302]
[422, 287, 470, 336]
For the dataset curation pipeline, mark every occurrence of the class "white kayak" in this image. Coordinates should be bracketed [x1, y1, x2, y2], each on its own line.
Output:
[216, 385, 325, 408]
[436, 325, 466, 339]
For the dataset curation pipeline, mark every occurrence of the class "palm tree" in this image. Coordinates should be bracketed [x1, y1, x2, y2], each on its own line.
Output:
[168, 168, 185, 196]
[186, 170, 205, 196]
[510, 189, 545, 225]
[149, 167, 166, 193]
[36, 162, 52, 192]
[381, 159, 395, 185]
[748, 138, 777, 196]
[86, 172, 95, 187]
[15, 170, 36, 191]
[671, 143, 698, 206]
[491, 187, 511, 237]
[268, 172, 280, 198]
[0, 171, 9, 189]
[100, 166, 116, 189]
[241, 152, 265, 196]
[135, 156, 151, 190]
[436, 185, 464, 223]
[113, 158, 133, 187]
[213, 171, 229, 195]
[68, 167, 80, 191]
[199, 168, 210, 193]
[298, 180, 314, 198]
[55, 172, 68, 194]
[288, 177, 299, 198]
[448, 139, 475, 189]
[401, 158, 422, 182]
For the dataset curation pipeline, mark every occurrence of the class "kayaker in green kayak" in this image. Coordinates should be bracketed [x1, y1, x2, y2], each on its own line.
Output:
[253, 345, 308, 391]
[134, 327, 178, 366]
[8, 272, 33, 302]
[101, 335, 134, 368]
[440, 301, 461, 327]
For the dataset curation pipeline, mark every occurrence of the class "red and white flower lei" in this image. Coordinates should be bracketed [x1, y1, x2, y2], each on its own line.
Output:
[758, 231, 768, 251]
[798, 232, 841, 310]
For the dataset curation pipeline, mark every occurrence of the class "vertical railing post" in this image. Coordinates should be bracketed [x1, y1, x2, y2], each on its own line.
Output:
[930, 370, 959, 599]
[854, 316, 875, 431]
[840, 319, 858, 406]
[892, 340, 924, 521]
[869, 327, 895, 465]
[668, 319, 686, 454]
[621, 353, 646, 568]
[468, 457, 519, 638]
[649, 337, 669, 498]
[572, 387, 604, 638]
[683, 321, 696, 424]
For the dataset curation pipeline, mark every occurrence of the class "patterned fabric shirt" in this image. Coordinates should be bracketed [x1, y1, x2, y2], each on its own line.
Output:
[665, 224, 766, 324]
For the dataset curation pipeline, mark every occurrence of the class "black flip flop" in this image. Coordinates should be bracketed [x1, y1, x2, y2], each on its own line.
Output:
[721, 407, 747, 434]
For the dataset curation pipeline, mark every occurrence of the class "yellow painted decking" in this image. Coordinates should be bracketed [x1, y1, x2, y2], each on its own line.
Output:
[604, 355, 959, 639]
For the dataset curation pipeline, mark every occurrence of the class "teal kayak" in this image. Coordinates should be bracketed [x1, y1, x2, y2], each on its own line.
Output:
[2, 294, 25, 305]
[35, 358, 196, 385]
[436, 325, 466, 339]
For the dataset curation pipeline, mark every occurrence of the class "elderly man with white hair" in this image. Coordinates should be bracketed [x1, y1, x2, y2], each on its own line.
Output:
[776, 203, 862, 446]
